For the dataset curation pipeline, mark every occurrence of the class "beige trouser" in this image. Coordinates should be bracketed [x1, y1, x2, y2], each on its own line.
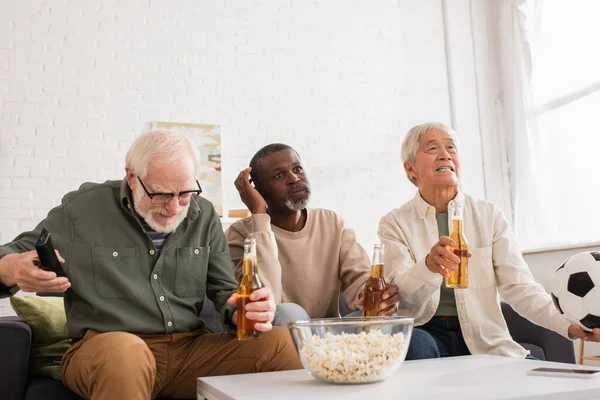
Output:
[60, 326, 303, 400]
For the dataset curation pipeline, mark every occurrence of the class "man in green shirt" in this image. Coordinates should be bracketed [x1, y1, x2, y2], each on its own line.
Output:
[0, 130, 302, 399]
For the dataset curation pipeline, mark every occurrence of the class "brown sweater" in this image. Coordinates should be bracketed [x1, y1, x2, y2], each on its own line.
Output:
[225, 208, 371, 318]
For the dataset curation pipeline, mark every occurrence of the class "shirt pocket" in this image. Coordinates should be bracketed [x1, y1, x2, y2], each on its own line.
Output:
[468, 245, 496, 288]
[92, 246, 139, 298]
[175, 246, 209, 298]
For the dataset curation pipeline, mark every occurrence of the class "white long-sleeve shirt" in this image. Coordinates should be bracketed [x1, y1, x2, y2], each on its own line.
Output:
[379, 191, 570, 358]
[225, 209, 371, 318]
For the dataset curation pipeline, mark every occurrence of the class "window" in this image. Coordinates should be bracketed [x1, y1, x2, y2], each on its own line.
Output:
[511, 0, 600, 251]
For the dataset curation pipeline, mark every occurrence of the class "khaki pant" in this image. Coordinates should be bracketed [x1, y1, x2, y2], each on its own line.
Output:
[60, 327, 302, 400]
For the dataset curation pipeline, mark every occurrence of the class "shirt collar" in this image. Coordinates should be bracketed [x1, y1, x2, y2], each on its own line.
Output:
[412, 190, 465, 219]
[120, 179, 134, 211]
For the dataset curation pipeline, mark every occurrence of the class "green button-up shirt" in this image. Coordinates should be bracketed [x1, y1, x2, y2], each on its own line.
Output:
[0, 180, 238, 338]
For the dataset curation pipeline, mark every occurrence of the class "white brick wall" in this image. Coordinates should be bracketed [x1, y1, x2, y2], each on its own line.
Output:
[0, 0, 458, 242]
[0, 0, 482, 315]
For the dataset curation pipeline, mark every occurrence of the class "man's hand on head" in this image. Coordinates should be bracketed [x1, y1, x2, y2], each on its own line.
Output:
[234, 168, 267, 214]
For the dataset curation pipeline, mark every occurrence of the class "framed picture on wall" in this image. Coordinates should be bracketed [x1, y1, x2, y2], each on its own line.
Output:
[151, 121, 223, 216]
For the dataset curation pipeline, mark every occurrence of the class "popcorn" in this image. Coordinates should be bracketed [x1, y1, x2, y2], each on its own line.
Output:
[300, 329, 405, 383]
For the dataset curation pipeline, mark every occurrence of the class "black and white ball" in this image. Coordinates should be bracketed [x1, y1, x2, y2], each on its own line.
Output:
[551, 251, 600, 331]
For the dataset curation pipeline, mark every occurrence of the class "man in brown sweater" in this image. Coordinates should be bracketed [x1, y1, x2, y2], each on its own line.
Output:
[225, 143, 401, 325]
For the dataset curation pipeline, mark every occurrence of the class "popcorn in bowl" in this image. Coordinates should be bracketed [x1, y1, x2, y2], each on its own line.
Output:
[289, 317, 413, 384]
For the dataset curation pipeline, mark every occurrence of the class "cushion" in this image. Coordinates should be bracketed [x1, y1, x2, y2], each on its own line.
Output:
[10, 296, 72, 381]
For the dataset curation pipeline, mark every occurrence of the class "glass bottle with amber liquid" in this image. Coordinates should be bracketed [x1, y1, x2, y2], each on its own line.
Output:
[237, 237, 263, 340]
[363, 244, 387, 317]
[445, 202, 469, 288]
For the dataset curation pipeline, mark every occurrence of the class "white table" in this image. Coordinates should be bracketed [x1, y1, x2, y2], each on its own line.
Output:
[197, 354, 600, 400]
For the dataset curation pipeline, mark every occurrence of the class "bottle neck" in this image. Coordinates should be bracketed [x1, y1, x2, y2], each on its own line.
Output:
[451, 203, 464, 221]
[371, 245, 384, 279]
[450, 217, 468, 249]
[242, 243, 257, 276]
[372, 247, 384, 265]
[370, 263, 384, 279]
[451, 202, 464, 234]
[242, 254, 257, 276]
[450, 218, 463, 233]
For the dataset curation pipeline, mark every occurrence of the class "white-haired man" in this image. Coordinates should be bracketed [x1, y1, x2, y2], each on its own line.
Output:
[378, 122, 600, 360]
[0, 130, 302, 400]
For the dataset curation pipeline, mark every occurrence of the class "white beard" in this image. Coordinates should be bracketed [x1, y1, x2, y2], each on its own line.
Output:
[285, 197, 309, 212]
[284, 183, 311, 212]
[133, 188, 189, 233]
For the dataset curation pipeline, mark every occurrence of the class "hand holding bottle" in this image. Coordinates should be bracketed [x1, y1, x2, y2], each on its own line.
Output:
[361, 244, 401, 316]
[425, 237, 472, 278]
[230, 237, 270, 340]
[358, 284, 401, 316]
[425, 237, 460, 277]
[445, 202, 469, 288]
[228, 287, 275, 333]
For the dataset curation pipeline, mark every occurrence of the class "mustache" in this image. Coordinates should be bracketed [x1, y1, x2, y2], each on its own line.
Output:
[287, 183, 311, 196]
[150, 205, 188, 218]
[151, 208, 172, 217]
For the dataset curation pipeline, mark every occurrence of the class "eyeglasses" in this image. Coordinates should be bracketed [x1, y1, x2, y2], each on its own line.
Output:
[137, 177, 202, 206]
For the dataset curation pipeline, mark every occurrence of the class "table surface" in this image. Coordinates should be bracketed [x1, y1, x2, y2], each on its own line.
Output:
[197, 354, 600, 400]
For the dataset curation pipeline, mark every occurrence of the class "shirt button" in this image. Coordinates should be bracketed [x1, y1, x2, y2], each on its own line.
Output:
[112, 252, 118, 257]
[149, 250, 155, 255]
[194, 249, 200, 255]
[153, 274, 158, 280]
[167, 321, 172, 327]
[159, 296, 165, 301]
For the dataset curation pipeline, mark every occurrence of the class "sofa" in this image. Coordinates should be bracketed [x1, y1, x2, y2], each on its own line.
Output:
[0, 298, 574, 400]
[0, 296, 224, 400]
[500, 301, 575, 363]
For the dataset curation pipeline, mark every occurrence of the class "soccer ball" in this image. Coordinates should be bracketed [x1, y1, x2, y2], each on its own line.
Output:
[551, 251, 600, 331]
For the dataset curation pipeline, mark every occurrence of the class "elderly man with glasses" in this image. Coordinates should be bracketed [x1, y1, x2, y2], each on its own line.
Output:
[0, 130, 302, 400]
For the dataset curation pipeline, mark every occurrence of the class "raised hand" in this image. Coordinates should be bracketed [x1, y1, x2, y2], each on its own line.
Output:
[234, 168, 267, 214]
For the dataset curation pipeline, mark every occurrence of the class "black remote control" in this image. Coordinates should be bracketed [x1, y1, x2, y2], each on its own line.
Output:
[35, 228, 66, 277]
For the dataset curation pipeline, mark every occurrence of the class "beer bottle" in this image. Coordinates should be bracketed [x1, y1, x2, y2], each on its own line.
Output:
[445, 202, 469, 288]
[363, 244, 387, 317]
[237, 237, 263, 340]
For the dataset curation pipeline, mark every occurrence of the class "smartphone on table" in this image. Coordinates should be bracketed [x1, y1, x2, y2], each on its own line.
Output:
[35, 228, 66, 277]
[527, 367, 600, 379]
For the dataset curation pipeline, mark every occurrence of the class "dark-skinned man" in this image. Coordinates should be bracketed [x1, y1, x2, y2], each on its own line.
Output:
[225, 143, 401, 326]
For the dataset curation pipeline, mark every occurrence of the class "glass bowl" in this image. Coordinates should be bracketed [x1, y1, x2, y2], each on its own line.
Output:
[288, 316, 413, 384]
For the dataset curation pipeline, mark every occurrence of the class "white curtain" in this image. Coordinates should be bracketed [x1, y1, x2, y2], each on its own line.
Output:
[498, 0, 600, 251]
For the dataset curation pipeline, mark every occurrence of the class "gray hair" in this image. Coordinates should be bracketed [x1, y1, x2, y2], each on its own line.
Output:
[249, 143, 297, 187]
[125, 129, 200, 179]
[401, 122, 459, 186]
